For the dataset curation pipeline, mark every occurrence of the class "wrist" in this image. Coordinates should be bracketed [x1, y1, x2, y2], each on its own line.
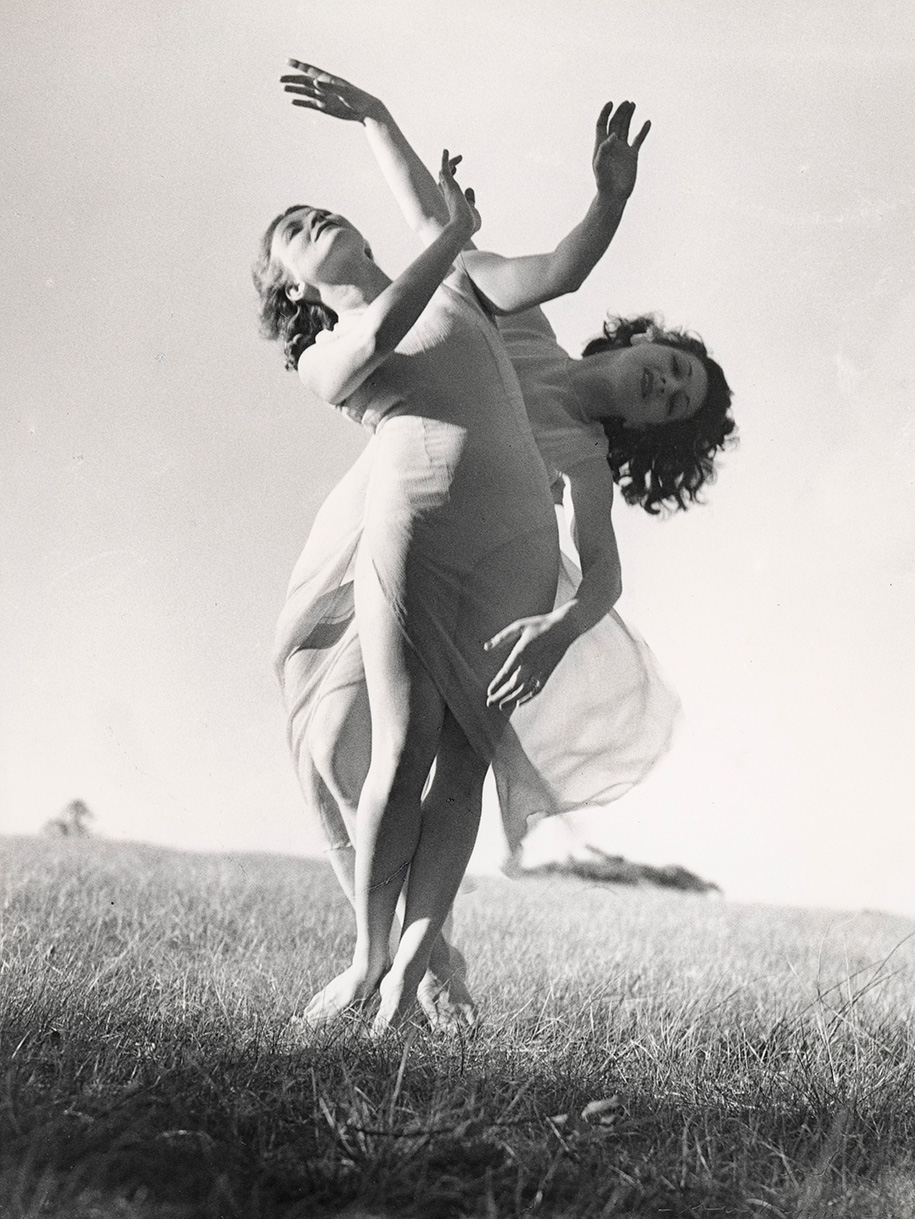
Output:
[553, 598, 594, 644]
[444, 215, 475, 244]
[544, 601, 582, 644]
[362, 100, 393, 128]
[593, 189, 628, 216]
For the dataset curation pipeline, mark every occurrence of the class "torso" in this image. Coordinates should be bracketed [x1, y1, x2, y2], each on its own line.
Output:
[496, 307, 609, 487]
[314, 263, 557, 552]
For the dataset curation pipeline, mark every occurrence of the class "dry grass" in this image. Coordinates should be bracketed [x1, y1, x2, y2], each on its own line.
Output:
[2, 835, 915, 1217]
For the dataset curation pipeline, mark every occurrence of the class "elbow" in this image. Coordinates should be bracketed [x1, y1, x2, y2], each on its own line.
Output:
[546, 253, 589, 299]
[608, 561, 623, 607]
[545, 273, 587, 304]
[587, 557, 622, 608]
[312, 340, 381, 405]
[611, 574, 622, 607]
[415, 218, 448, 247]
[601, 564, 623, 609]
[370, 319, 406, 363]
[308, 371, 350, 406]
[561, 267, 589, 296]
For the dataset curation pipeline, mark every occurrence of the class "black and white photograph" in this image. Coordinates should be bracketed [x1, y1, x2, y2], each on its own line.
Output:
[3, 1, 914, 1214]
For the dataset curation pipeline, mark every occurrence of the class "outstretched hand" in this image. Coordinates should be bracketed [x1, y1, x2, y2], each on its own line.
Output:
[592, 100, 651, 202]
[438, 150, 480, 239]
[484, 613, 569, 711]
[281, 60, 384, 123]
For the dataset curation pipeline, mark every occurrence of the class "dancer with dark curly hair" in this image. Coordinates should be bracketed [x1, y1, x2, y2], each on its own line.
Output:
[270, 62, 724, 1029]
[579, 315, 734, 513]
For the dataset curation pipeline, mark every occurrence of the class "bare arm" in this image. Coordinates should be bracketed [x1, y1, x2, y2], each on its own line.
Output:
[485, 458, 622, 709]
[464, 99, 649, 313]
[298, 153, 479, 404]
[363, 110, 451, 245]
[561, 457, 623, 629]
[283, 61, 450, 242]
[281, 62, 650, 314]
[461, 192, 627, 315]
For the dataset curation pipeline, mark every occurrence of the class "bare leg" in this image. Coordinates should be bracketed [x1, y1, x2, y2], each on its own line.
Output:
[414, 721, 485, 1030]
[374, 712, 487, 1033]
[416, 825, 482, 1029]
[300, 558, 445, 1023]
[323, 844, 475, 1028]
[324, 843, 357, 904]
[294, 657, 479, 1027]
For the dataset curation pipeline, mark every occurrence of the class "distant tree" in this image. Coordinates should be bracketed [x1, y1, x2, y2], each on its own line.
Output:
[44, 799, 96, 838]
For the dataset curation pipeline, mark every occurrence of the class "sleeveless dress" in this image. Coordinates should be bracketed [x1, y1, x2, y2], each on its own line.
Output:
[275, 286, 679, 856]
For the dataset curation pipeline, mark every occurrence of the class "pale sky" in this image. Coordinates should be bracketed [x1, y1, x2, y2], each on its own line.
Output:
[2, 1, 913, 916]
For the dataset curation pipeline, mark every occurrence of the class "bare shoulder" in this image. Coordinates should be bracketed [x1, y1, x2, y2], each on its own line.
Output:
[295, 320, 376, 405]
[295, 337, 333, 398]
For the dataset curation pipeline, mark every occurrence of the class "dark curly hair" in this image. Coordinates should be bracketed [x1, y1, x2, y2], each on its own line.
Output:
[252, 206, 339, 371]
[582, 314, 736, 514]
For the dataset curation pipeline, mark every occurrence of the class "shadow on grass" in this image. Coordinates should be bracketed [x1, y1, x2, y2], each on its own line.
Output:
[4, 994, 915, 1219]
[4, 841, 915, 1216]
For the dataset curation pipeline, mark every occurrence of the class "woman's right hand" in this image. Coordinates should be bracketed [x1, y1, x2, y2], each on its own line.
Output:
[438, 150, 480, 240]
[281, 60, 385, 124]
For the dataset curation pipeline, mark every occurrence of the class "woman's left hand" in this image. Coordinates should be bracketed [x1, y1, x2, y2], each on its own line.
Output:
[592, 100, 651, 202]
[484, 614, 571, 710]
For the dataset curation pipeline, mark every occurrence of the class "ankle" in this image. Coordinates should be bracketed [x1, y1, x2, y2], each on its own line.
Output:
[351, 949, 388, 985]
[386, 955, 429, 998]
[427, 936, 453, 977]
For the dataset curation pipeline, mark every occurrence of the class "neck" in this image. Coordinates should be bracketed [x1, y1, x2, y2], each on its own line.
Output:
[568, 349, 623, 422]
[315, 259, 391, 318]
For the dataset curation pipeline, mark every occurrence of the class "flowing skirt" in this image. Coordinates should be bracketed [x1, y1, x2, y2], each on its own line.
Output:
[275, 434, 680, 857]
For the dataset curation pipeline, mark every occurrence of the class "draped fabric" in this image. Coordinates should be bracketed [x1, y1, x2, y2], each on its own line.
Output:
[275, 275, 679, 856]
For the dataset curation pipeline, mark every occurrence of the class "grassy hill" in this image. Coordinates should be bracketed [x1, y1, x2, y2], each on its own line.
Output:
[2, 835, 914, 1218]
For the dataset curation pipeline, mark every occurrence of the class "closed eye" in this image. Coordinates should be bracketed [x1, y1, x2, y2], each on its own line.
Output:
[671, 353, 693, 382]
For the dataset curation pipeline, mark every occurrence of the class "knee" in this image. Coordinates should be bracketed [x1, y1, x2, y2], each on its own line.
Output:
[365, 732, 438, 807]
[310, 731, 365, 817]
[303, 691, 371, 812]
[433, 732, 488, 799]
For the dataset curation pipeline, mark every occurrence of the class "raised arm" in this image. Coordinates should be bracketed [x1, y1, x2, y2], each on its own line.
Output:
[281, 62, 650, 314]
[298, 153, 479, 404]
[282, 61, 450, 243]
[463, 100, 648, 313]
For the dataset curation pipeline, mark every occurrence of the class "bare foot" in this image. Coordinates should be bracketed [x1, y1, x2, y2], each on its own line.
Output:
[417, 965, 478, 1033]
[294, 964, 381, 1029]
[371, 970, 423, 1036]
[417, 941, 477, 1032]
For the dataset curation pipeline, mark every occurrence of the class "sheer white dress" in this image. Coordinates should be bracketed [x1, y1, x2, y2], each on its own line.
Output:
[275, 287, 678, 856]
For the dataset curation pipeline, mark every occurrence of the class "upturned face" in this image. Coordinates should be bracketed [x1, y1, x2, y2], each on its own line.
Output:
[269, 206, 368, 300]
[598, 340, 709, 429]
